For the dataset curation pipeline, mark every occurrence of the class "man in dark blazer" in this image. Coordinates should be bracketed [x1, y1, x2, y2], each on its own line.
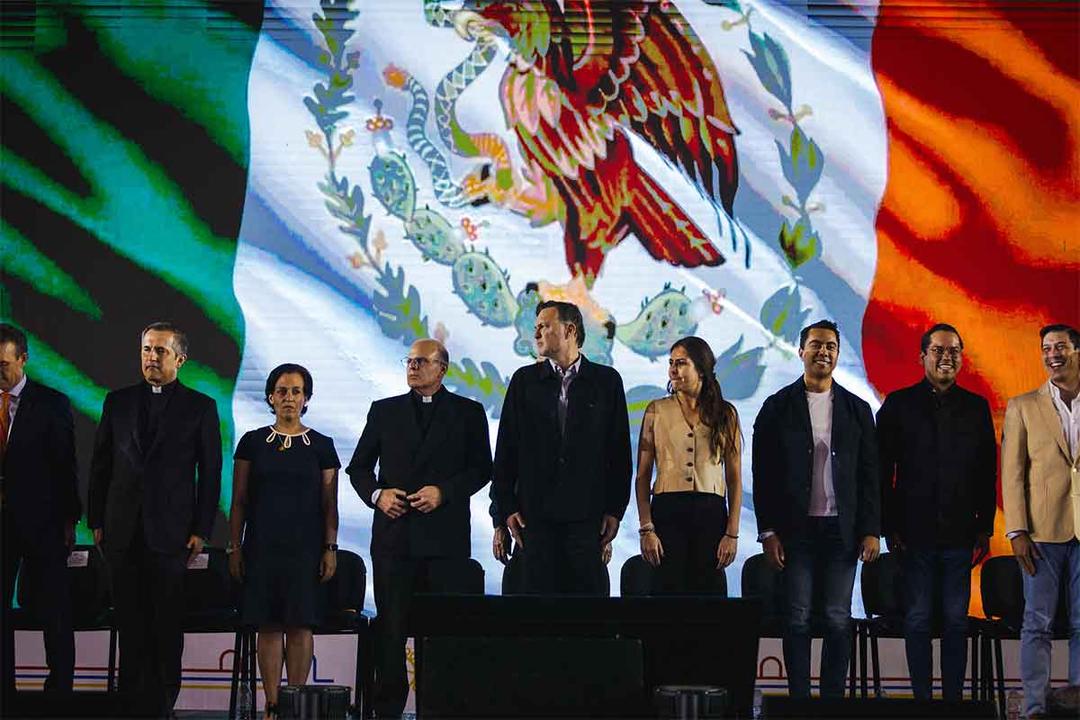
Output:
[490, 301, 632, 595]
[753, 319, 880, 698]
[88, 322, 221, 717]
[347, 338, 492, 718]
[1, 323, 80, 700]
[877, 323, 996, 701]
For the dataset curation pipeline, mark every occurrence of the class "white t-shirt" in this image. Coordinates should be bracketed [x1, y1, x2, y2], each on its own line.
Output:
[806, 390, 837, 517]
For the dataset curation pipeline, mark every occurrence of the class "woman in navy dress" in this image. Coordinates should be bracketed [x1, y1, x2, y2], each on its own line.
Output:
[228, 363, 339, 718]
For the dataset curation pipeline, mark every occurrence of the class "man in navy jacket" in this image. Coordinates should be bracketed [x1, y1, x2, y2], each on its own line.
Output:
[491, 301, 631, 594]
[753, 320, 880, 698]
[877, 323, 996, 701]
[1, 323, 80, 699]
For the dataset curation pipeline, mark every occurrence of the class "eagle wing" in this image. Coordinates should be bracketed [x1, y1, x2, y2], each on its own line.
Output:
[560, 0, 740, 214]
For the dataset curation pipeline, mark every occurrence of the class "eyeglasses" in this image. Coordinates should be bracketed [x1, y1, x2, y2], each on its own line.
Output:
[401, 357, 439, 369]
[927, 346, 962, 358]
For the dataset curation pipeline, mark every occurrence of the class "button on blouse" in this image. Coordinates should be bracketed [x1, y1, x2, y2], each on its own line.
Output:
[641, 396, 727, 496]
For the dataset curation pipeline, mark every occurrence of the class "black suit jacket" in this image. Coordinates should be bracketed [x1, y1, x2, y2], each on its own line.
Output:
[876, 379, 996, 547]
[2, 378, 81, 550]
[347, 389, 492, 559]
[752, 377, 880, 553]
[87, 381, 222, 554]
[490, 356, 632, 526]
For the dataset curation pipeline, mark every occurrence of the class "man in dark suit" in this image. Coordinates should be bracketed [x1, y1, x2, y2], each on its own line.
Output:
[753, 319, 880, 698]
[490, 301, 632, 595]
[88, 322, 221, 717]
[877, 323, 996, 701]
[347, 338, 492, 718]
[1, 323, 80, 701]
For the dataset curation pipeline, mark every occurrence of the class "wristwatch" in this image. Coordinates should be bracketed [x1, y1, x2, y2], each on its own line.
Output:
[324, 543, 339, 552]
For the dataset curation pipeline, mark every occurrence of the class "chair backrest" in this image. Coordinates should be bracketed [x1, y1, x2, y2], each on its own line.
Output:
[326, 549, 367, 612]
[980, 555, 1023, 624]
[981, 554, 1071, 631]
[742, 552, 835, 630]
[501, 553, 525, 595]
[17, 544, 111, 627]
[741, 553, 784, 620]
[620, 555, 655, 596]
[183, 548, 237, 615]
[424, 557, 485, 594]
[860, 551, 903, 618]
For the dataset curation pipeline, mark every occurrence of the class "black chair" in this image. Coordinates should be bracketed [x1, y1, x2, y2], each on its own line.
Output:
[619, 554, 727, 596]
[500, 552, 525, 595]
[317, 550, 369, 719]
[230, 550, 368, 719]
[13, 544, 118, 692]
[175, 548, 242, 716]
[422, 556, 484, 595]
[978, 555, 1071, 719]
[740, 552, 858, 696]
[859, 551, 982, 699]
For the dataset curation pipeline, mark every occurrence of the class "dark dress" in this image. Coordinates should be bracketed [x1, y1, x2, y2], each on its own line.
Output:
[235, 426, 339, 628]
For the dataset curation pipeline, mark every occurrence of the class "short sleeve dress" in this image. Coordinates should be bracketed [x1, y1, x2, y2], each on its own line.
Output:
[234, 426, 340, 628]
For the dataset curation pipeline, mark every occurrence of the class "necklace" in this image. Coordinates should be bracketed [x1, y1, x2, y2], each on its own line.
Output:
[265, 426, 311, 451]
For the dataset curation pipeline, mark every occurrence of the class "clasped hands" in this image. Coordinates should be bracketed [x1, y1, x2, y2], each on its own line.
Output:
[376, 486, 442, 518]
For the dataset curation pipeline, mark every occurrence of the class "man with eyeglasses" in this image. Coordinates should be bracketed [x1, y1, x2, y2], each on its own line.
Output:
[347, 338, 492, 718]
[752, 319, 880, 698]
[1002, 324, 1080, 719]
[876, 323, 996, 701]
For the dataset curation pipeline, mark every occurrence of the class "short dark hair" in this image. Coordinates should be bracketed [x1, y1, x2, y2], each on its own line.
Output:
[0, 323, 29, 357]
[799, 319, 840, 349]
[536, 300, 585, 348]
[141, 321, 189, 357]
[264, 363, 314, 416]
[1040, 324, 1080, 349]
[920, 323, 964, 353]
[434, 344, 449, 367]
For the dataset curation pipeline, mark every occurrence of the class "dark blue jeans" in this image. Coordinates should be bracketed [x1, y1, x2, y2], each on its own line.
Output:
[902, 546, 971, 700]
[782, 517, 857, 698]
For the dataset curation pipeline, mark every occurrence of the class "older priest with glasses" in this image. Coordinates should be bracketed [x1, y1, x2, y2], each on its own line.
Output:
[347, 339, 492, 719]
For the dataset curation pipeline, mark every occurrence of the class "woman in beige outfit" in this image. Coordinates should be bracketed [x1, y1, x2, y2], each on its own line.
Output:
[635, 336, 743, 593]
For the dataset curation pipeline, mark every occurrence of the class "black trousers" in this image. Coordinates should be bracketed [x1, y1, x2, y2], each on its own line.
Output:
[520, 518, 606, 596]
[651, 492, 728, 595]
[371, 555, 468, 717]
[1, 517, 74, 699]
[104, 522, 187, 716]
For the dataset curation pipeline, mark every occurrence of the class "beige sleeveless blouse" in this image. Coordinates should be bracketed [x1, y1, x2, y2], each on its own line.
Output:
[641, 396, 727, 496]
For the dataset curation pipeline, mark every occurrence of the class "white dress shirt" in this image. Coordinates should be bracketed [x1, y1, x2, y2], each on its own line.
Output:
[1048, 380, 1080, 460]
[4, 373, 27, 439]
